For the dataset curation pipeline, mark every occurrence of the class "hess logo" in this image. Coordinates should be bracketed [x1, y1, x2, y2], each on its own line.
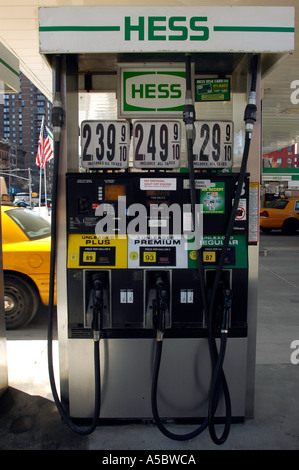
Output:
[125, 72, 185, 110]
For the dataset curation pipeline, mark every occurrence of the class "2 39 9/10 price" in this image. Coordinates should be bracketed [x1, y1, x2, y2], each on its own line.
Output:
[81, 120, 130, 169]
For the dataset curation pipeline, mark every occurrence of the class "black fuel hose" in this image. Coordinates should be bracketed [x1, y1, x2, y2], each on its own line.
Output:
[151, 54, 258, 445]
[47, 55, 101, 435]
[207, 54, 258, 444]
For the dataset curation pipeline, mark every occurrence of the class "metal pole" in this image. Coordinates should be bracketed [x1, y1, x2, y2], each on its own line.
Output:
[28, 168, 32, 208]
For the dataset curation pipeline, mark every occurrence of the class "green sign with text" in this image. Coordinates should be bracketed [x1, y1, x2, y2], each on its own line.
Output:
[195, 78, 230, 102]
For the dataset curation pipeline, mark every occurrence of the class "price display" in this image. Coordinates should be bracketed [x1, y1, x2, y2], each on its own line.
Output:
[192, 121, 233, 169]
[133, 120, 181, 169]
[81, 120, 130, 169]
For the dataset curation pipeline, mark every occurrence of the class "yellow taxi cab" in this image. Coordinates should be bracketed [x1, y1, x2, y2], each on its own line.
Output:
[1, 204, 55, 329]
[260, 198, 299, 235]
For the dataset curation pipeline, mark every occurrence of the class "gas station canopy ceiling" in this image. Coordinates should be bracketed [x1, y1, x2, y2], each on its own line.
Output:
[0, 0, 298, 154]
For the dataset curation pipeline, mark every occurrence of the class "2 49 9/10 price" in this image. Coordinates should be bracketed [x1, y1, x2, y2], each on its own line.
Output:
[133, 120, 181, 169]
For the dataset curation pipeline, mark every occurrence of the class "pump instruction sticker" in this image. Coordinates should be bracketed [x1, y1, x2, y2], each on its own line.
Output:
[200, 182, 225, 213]
[67, 234, 127, 268]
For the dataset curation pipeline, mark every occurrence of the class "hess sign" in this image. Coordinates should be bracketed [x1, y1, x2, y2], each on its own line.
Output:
[192, 120, 233, 169]
[119, 66, 186, 118]
[81, 120, 130, 169]
[133, 120, 181, 169]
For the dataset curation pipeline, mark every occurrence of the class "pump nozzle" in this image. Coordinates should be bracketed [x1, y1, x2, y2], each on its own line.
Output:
[91, 274, 104, 337]
[221, 289, 232, 334]
[153, 275, 169, 339]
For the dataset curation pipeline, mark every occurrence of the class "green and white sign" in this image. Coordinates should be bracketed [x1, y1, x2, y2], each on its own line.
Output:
[39, 6, 294, 54]
[0, 42, 19, 93]
[195, 78, 230, 102]
[118, 66, 185, 117]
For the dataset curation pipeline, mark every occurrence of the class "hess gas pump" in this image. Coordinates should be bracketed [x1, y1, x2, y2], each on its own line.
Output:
[50, 57, 255, 444]
[65, 170, 250, 443]
[40, 5, 294, 446]
[48, 57, 255, 444]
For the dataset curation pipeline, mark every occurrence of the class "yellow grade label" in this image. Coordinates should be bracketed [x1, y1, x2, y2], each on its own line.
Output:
[143, 251, 156, 263]
[203, 251, 216, 262]
[83, 251, 96, 263]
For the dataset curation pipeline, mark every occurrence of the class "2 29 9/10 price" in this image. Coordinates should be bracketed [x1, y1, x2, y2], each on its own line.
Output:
[192, 120, 233, 169]
[81, 120, 130, 169]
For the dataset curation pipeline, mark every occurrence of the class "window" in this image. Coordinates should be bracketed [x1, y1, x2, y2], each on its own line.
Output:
[266, 199, 289, 209]
[5, 209, 51, 240]
[276, 158, 282, 168]
[295, 201, 299, 211]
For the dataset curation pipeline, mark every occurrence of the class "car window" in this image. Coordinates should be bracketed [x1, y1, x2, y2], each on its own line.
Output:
[5, 209, 51, 240]
[266, 199, 289, 209]
[295, 201, 299, 211]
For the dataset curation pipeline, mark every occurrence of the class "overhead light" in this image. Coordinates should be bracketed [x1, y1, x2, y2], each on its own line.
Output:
[281, 108, 299, 115]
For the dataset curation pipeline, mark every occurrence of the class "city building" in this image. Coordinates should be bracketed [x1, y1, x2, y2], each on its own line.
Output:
[0, 71, 53, 196]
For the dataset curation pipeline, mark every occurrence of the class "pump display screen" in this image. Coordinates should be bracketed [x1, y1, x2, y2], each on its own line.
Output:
[105, 184, 126, 201]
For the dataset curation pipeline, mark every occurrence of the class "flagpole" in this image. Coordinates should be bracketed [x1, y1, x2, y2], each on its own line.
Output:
[38, 116, 45, 214]
[44, 163, 47, 214]
[39, 165, 42, 214]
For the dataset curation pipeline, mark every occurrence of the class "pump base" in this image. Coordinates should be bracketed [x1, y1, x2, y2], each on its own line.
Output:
[66, 337, 247, 420]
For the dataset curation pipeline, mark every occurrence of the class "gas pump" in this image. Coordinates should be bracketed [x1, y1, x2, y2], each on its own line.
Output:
[39, 5, 294, 445]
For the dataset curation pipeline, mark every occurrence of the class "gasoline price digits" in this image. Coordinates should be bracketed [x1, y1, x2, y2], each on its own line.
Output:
[81, 120, 130, 169]
[133, 120, 181, 169]
[193, 120, 233, 169]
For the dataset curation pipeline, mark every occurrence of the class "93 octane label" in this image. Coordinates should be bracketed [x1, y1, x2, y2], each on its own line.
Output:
[193, 120, 233, 168]
[81, 120, 130, 169]
[143, 251, 156, 262]
[133, 120, 181, 169]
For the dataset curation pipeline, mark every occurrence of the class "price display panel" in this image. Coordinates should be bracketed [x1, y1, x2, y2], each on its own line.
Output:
[193, 120, 233, 169]
[133, 120, 181, 169]
[81, 120, 130, 169]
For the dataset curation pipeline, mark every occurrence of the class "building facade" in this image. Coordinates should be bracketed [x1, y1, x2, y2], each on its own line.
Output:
[0, 71, 52, 195]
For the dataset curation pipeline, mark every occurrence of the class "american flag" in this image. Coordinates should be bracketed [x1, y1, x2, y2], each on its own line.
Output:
[36, 117, 53, 168]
